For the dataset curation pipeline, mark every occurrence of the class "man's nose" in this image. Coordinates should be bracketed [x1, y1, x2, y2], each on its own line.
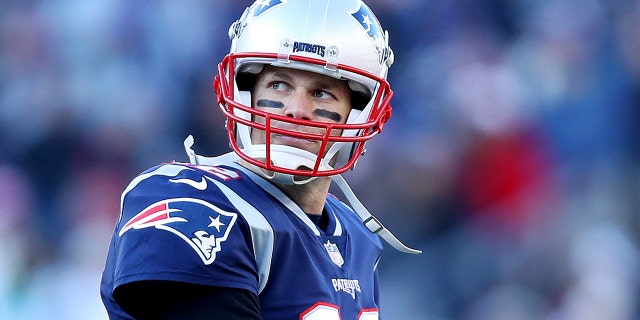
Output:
[284, 92, 314, 120]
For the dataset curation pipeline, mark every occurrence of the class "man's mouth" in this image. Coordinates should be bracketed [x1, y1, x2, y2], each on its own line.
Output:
[271, 134, 317, 149]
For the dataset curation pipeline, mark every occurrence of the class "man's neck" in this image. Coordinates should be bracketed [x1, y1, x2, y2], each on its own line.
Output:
[275, 177, 331, 215]
[238, 159, 331, 215]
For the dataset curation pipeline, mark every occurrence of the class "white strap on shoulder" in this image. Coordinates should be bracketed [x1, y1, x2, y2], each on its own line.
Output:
[184, 135, 421, 254]
[331, 174, 422, 254]
[184, 135, 239, 166]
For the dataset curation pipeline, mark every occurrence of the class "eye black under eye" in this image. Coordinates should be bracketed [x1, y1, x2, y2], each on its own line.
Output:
[314, 109, 342, 122]
[256, 99, 285, 109]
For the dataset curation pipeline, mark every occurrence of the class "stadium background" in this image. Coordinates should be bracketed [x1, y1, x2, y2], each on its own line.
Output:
[1, 0, 638, 319]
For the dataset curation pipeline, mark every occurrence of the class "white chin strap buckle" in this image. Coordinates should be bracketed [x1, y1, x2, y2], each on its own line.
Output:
[242, 144, 335, 185]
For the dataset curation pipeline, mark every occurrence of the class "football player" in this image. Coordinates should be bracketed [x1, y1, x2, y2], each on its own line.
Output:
[101, 0, 420, 319]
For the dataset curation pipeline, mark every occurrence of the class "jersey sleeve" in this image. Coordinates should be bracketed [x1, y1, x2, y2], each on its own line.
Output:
[110, 163, 260, 294]
[114, 281, 262, 320]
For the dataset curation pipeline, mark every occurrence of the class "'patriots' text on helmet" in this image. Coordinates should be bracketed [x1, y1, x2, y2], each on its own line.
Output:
[214, 0, 394, 184]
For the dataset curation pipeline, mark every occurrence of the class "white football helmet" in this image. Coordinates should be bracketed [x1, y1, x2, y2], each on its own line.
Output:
[214, 0, 394, 184]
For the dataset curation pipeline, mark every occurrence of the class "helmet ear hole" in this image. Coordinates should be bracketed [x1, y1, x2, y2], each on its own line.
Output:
[236, 72, 257, 91]
[350, 91, 370, 111]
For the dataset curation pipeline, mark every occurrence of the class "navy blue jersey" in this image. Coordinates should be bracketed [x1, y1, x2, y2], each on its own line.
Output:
[101, 160, 383, 320]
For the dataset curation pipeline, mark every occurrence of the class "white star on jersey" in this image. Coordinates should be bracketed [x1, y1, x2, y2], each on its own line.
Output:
[208, 216, 225, 232]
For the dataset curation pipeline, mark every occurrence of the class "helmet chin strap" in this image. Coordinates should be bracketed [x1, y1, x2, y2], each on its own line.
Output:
[241, 144, 333, 185]
[184, 135, 422, 254]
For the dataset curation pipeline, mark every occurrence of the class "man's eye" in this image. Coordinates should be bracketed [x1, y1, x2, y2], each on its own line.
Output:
[314, 90, 333, 99]
[271, 82, 287, 91]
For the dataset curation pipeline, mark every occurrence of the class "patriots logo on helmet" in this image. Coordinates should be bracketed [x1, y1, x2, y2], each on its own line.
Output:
[119, 198, 238, 265]
[349, 2, 383, 40]
[348, 2, 392, 65]
[250, 0, 287, 18]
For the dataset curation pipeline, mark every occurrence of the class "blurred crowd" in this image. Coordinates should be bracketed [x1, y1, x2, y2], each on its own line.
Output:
[1, 0, 639, 319]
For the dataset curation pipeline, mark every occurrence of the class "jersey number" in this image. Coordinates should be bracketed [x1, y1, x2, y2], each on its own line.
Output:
[301, 302, 379, 320]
